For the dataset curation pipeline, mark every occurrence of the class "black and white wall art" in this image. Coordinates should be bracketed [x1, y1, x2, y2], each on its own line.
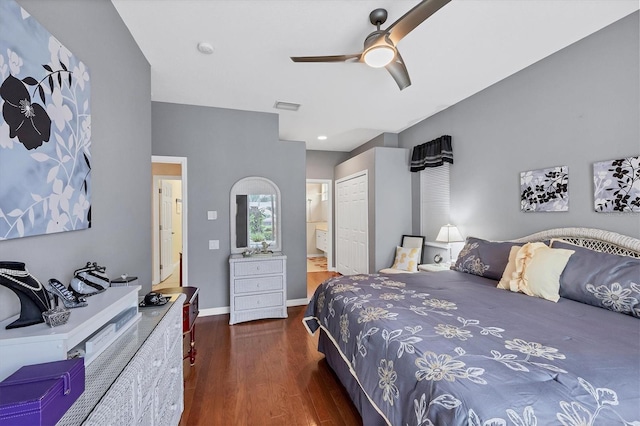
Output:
[593, 156, 640, 213]
[520, 165, 569, 212]
[0, 0, 92, 240]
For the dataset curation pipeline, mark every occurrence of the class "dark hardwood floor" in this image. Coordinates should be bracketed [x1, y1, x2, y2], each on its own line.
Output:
[180, 270, 358, 425]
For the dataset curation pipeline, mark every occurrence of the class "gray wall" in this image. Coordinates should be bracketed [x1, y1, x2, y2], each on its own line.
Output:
[400, 12, 640, 241]
[152, 102, 306, 310]
[0, 0, 151, 320]
[335, 147, 411, 272]
[306, 150, 350, 180]
[350, 132, 399, 158]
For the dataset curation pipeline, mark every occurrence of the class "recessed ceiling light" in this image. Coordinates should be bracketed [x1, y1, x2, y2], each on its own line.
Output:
[197, 42, 214, 54]
[317, 135, 327, 140]
[274, 101, 301, 111]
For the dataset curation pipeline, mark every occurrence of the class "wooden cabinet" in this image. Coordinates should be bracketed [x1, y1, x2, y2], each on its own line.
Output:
[316, 229, 328, 252]
[157, 286, 199, 366]
[229, 253, 287, 325]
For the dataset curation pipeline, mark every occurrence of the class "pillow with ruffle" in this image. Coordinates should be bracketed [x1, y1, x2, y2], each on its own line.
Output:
[498, 242, 574, 302]
[550, 239, 640, 317]
[453, 237, 520, 281]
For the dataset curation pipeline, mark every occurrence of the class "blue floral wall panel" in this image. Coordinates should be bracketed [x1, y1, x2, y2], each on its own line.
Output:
[0, 0, 91, 240]
[520, 166, 569, 212]
[593, 156, 640, 212]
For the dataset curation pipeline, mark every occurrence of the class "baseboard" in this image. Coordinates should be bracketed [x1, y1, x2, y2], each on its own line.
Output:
[199, 306, 230, 317]
[199, 298, 309, 317]
[287, 298, 309, 307]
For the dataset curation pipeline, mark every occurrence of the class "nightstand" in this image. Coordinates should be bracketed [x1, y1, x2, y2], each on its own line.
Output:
[418, 263, 450, 272]
[157, 286, 199, 366]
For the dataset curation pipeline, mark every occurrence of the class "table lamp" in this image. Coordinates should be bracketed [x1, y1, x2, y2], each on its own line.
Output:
[435, 224, 464, 264]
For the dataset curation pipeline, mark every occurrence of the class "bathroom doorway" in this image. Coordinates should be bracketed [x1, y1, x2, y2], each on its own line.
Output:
[306, 179, 333, 272]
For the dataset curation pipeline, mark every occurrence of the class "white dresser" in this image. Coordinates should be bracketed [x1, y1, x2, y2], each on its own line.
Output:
[58, 293, 185, 426]
[229, 253, 287, 325]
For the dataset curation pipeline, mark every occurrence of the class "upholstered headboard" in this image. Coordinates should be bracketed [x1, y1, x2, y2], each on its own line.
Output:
[513, 228, 640, 258]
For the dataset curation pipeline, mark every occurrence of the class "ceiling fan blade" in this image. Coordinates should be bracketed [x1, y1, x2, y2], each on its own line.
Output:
[290, 53, 361, 63]
[387, 0, 451, 45]
[385, 51, 411, 90]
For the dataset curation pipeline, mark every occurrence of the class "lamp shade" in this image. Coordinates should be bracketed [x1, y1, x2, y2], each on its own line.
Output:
[435, 224, 463, 243]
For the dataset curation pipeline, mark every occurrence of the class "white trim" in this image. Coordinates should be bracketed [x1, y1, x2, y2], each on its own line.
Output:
[199, 307, 229, 317]
[306, 178, 334, 270]
[287, 298, 309, 307]
[199, 298, 309, 317]
[152, 156, 188, 286]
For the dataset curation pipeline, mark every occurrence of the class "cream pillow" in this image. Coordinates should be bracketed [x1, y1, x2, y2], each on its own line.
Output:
[498, 242, 574, 302]
[391, 246, 421, 272]
[497, 245, 521, 289]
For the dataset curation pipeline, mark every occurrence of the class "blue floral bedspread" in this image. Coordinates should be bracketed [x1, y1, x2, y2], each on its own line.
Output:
[303, 271, 640, 426]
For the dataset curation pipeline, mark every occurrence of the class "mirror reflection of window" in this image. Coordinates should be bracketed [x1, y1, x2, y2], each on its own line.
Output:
[230, 177, 282, 254]
[248, 194, 276, 246]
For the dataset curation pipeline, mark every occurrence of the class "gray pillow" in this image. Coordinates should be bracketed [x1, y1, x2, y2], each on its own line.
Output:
[551, 240, 640, 317]
[453, 237, 519, 281]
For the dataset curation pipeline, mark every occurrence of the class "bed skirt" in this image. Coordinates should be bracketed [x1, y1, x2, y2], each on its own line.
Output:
[318, 329, 387, 425]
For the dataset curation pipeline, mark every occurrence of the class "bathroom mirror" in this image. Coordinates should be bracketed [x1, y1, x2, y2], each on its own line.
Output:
[230, 177, 281, 254]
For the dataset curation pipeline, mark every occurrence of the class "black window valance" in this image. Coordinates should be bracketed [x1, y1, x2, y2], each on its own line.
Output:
[410, 135, 453, 172]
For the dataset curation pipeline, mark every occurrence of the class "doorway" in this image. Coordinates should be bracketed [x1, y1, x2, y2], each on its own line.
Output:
[306, 179, 333, 272]
[152, 156, 188, 288]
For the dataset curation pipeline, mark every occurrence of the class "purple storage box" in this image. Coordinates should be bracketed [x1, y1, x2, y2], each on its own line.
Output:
[0, 358, 84, 426]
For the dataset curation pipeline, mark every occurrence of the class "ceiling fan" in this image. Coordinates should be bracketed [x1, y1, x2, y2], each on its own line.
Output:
[291, 0, 451, 90]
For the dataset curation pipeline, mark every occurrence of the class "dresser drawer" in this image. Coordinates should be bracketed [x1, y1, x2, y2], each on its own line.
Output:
[234, 292, 284, 311]
[233, 259, 283, 276]
[234, 276, 283, 294]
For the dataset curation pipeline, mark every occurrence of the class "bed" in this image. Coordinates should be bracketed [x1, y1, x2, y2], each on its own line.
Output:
[303, 228, 640, 425]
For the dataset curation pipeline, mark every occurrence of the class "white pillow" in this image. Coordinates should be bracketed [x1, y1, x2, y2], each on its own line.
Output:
[391, 246, 421, 272]
[498, 242, 574, 302]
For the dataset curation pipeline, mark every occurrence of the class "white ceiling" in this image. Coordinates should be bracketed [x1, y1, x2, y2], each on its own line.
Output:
[111, 0, 638, 152]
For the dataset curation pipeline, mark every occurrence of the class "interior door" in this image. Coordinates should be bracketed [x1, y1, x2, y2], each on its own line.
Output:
[336, 172, 368, 275]
[159, 180, 174, 282]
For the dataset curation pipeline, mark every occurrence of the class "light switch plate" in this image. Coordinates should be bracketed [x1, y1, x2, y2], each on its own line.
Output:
[207, 210, 217, 220]
[209, 240, 219, 250]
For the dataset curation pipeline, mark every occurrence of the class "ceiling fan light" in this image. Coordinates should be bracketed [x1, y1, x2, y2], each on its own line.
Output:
[363, 45, 395, 68]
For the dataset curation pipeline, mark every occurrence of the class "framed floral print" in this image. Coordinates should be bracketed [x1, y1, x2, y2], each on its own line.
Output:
[520, 166, 569, 212]
[0, 0, 91, 240]
[593, 156, 640, 212]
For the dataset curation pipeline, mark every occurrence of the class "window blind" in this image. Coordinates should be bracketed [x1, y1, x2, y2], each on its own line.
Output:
[420, 163, 450, 241]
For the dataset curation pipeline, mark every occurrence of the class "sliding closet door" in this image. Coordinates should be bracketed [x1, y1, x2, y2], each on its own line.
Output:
[336, 172, 368, 275]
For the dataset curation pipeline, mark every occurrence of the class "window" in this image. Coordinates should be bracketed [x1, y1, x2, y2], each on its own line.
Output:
[420, 163, 450, 241]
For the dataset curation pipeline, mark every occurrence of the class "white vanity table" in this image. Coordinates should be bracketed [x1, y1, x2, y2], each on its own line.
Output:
[229, 253, 287, 325]
[229, 176, 288, 325]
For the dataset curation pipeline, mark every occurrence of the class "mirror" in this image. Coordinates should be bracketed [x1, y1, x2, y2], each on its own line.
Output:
[230, 177, 281, 254]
